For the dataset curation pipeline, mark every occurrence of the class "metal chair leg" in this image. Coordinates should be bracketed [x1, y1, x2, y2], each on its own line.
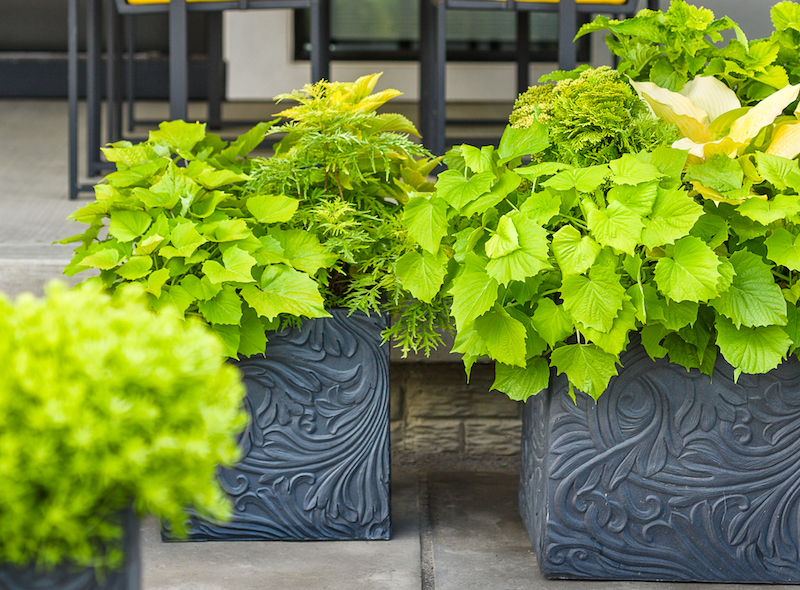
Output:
[207, 12, 224, 129]
[168, 0, 188, 121]
[419, 0, 446, 156]
[68, 0, 80, 200]
[516, 10, 530, 95]
[86, 0, 103, 177]
[310, 0, 331, 82]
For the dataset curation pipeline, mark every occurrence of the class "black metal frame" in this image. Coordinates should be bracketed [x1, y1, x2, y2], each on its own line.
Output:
[418, 0, 655, 156]
[68, 0, 331, 200]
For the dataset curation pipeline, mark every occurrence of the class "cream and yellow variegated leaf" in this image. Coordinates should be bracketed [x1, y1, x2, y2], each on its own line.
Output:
[766, 121, 800, 160]
[672, 137, 739, 159]
[679, 76, 741, 124]
[729, 83, 800, 144]
[631, 80, 711, 142]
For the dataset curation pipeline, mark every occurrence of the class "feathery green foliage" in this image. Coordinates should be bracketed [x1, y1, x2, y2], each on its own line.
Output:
[509, 66, 677, 167]
[0, 282, 247, 571]
[246, 73, 451, 355]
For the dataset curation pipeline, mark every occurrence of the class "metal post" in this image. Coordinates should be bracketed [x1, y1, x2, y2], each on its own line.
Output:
[169, 0, 189, 121]
[207, 11, 224, 129]
[86, 0, 103, 176]
[68, 0, 80, 199]
[310, 0, 331, 82]
[105, 0, 123, 145]
[558, 0, 577, 71]
[419, 0, 446, 156]
[125, 15, 136, 132]
[516, 9, 530, 96]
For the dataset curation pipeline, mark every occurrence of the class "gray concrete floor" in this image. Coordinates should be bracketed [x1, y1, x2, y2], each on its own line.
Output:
[1, 99, 796, 590]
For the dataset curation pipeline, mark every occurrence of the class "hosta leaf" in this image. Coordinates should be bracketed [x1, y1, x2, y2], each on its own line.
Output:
[473, 305, 527, 367]
[710, 250, 786, 328]
[450, 256, 499, 330]
[395, 249, 448, 303]
[116, 256, 152, 280]
[404, 195, 449, 254]
[246, 194, 300, 224]
[197, 285, 243, 326]
[641, 186, 704, 249]
[485, 215, 520, 259]
[766, 227, 800, 271]
[542, 165, 610, 193]
[716, 316, 790, 380]
[493, 358, 550, 402]
[654, 236, 721, 302]
[550, 343, 619, 401]
[485, 213, 550, 286]
[436, 170, 494, 211]
[238, 308, 268, 357]
[586, 201, 643, 256]
[274, 229, 336, 275]
[241, 265, 328, 321]
[551, 224, 601, 276]
[180, 274, 223, 301]
[496, 123, 549, 163]
[737, 194, 799, 225]
[609, 154, 663, 186]
[561, 259, 625, 333]
[531, 298, 574, 348]
[109, 210, 152, 243]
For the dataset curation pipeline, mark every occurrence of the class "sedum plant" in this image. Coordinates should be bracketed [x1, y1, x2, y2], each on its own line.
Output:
[0, 281, 247, 571]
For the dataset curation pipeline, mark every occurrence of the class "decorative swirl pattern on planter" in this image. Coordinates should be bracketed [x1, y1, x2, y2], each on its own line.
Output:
[520, 339, 800, 583]
[170, 310, 391, 541]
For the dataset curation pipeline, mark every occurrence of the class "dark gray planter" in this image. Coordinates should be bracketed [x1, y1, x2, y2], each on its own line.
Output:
[520, 338, 800, 583]
[0, 510, 140, 590]
[166, 310, 391, 541]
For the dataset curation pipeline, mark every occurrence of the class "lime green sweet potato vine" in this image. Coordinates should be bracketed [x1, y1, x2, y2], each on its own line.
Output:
[0, 282, 247, 570]
[401, 123, 800, 402]
[61, 121, 330, 358]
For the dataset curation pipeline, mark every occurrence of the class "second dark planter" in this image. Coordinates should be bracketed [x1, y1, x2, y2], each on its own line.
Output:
[166, 310, 391, 541]
[520, 338, 800, 583]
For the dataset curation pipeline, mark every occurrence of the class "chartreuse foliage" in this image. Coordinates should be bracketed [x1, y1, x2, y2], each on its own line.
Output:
[577, 0, 800, 104]
[61, 119, 331, 358]
[401, 122, 800, 402]
[0, 282, 247, 571]
[244, 73, 451, 355]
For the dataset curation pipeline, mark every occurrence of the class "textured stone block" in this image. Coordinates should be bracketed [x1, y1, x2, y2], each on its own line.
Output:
[464, 418, 522, 455]
[403, 418, 463, 453]
[404, 364, 519, 419]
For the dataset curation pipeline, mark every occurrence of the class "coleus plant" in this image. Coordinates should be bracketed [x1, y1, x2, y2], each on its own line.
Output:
[61, 120, 331, 358]
[398, 122, 800, 402]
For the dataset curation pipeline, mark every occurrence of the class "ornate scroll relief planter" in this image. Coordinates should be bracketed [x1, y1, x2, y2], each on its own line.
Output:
[0, 511, 140, 590]
[167, 310, 391, 541]
[520, 338, 800, 583]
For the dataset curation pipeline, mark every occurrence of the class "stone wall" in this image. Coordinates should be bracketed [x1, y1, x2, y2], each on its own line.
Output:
[389, 362, 522, 456]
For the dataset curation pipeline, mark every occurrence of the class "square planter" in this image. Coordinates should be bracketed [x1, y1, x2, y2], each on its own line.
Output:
[0, 510, 140, 590]
[520, 337, 800, 583]
[166, 309, 391, 541]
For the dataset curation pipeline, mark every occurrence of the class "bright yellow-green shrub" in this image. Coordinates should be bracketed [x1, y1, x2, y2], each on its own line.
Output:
[0, 281, 247, 571]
